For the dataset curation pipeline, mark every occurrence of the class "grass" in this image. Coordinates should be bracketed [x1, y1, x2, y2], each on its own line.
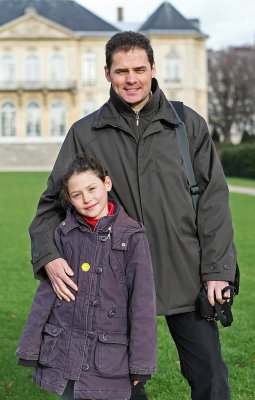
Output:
[0, 173, 255, 399]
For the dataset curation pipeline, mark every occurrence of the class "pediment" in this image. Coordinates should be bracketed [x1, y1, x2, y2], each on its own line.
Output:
[0, 12, 76, 39]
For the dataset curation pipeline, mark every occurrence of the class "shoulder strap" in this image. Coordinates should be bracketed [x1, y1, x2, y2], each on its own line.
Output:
[170, 101, 199, 213]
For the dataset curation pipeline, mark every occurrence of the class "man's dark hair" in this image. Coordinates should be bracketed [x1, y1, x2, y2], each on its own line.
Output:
[105, 31, 154, 69]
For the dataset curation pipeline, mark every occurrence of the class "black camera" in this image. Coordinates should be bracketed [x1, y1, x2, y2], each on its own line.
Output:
[198, 285, 235, 327]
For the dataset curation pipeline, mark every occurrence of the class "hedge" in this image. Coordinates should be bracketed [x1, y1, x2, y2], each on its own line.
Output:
[221, 144, 255, 178]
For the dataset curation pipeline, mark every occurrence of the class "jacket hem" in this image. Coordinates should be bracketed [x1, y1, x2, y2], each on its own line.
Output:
[158, 305, 196, 316]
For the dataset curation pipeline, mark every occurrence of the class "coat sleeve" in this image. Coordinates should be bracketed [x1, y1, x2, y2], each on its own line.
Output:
[29, 125, 83, 277]
[125, 232, 157, 376]
[16, 278, 56, 361]
[186, 107, 237, 283]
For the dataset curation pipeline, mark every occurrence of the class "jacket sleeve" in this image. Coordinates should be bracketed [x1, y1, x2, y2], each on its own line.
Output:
[186, 107, 237, 283]
[125, 232, 157, 376]
[16, 278, 56, 362]
[29, 125, 83, 277]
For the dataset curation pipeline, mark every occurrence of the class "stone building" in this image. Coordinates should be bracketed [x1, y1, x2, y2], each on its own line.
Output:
[0, 0, 207, 170]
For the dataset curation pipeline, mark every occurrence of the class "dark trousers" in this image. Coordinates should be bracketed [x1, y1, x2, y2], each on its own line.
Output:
[130, 312, 230, 400]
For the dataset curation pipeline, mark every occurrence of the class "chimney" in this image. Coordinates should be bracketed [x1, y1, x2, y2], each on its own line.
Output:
[189, 18, 200, 30]
[117, 7, 123, 22]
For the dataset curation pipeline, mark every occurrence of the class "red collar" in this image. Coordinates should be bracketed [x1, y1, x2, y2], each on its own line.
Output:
[82, 202, 115, 231]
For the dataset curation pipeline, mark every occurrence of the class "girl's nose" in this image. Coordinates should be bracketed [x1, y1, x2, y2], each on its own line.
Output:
[82, 194, 91, 204]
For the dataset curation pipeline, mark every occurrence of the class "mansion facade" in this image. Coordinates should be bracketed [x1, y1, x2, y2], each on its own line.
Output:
[0, 0, 207, 169]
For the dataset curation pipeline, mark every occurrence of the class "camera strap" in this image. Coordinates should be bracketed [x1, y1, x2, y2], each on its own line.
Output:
[214, 285, 235, 327]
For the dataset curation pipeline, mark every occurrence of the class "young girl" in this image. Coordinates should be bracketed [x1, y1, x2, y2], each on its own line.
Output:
[16, 154, 157, 400]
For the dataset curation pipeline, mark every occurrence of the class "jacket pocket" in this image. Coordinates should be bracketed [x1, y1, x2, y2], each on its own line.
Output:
[95, 332, 129, 376]
[109, 251, 126, 283]
[39, 323, 62, 366]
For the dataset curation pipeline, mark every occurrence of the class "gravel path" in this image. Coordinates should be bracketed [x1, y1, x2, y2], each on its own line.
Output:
[228, 185, 255, 196]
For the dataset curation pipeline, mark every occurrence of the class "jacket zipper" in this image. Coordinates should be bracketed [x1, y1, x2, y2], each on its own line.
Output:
[135, 111, 140, 127]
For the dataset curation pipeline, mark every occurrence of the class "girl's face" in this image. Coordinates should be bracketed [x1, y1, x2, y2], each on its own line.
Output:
[67, 171, 112, 219]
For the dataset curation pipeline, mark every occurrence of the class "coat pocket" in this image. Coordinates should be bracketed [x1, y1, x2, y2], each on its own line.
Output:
[95, 332, 129, 377]
[109, 251, 126, 283]
[39, 323, 62, 366]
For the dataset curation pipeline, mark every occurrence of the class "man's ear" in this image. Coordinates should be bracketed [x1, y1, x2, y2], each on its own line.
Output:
[151, 63, 156, 78]
[104, 65, 111, 82]
[104, 175, 112, 191]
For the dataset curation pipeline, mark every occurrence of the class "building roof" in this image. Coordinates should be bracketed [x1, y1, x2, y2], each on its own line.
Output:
[139, 1, 204, 34]
[0, 0, 118, 32]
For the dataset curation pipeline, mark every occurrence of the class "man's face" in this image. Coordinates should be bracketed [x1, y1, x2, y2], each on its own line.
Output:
[105, 48, 156, 110]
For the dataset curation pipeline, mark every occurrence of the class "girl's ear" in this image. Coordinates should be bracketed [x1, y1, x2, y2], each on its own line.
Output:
[104, 175, 112, 192]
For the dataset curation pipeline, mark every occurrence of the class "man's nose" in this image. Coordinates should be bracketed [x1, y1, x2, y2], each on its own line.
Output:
[126, 71, 136, 83]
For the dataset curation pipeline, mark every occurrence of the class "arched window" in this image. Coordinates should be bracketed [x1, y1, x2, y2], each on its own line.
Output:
[50, 54, 67, 82]
[1, 54, 15, 82]
[165, 50, 181, 83]
[50, 101, 66, 137]
[82, 52, 97, 85]
[0, 102, 16, 137]
[25, 54, 40, 82]
[26, 102, 41, 136]
[83, 100, 96, 116]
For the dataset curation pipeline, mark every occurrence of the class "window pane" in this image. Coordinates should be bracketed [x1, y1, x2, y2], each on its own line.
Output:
[26, 54, 40, 82]
[82, 52, 96, 85]
[0, 102, 16, 136]
[165, 51, 181, 83]
[51, 54, 66, 82]
[50, 101, 66, 137]
[26, 102, 41, 136]
[83, 101, 96, 116]
[2, 54, 16, 82]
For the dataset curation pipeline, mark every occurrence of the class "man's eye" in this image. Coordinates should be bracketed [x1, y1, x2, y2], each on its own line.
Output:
[89, 187, 96, 191]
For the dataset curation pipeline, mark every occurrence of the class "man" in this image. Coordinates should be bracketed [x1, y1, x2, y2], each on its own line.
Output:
[30, 31, 237, 400]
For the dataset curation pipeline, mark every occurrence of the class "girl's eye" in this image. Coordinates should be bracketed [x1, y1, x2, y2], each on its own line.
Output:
[73, 193, 81, 198]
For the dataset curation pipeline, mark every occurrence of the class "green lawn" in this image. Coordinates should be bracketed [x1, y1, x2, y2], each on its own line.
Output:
[0, 173, 255, 399]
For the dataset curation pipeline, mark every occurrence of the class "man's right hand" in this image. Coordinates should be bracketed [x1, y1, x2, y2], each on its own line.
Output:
[44, 258, 78, 301]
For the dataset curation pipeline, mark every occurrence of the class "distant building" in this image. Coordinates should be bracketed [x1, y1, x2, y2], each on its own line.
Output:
[0, 0, 207, 170]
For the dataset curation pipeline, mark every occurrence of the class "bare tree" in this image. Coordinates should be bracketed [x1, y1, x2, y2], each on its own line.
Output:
[208, 47, 255, 144]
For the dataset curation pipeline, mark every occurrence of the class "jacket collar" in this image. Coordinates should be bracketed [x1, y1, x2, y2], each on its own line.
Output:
[92, 78, 179, 131]
[58, 201, 144, 251]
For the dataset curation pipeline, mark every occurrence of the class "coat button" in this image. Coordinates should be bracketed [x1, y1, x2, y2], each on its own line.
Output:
[82, 363, 90, 371]
[223, 264, 230, 270]
[91, 300, 100, 307]
[108, 308, 116, 318]
[102, 333, 107, 342]
[121, 242, 126, 247]
[95, 267, 103, 274]
[62, 221, 66, 226]
[88, 331, 96, 339]
[210, 263, 216, 270]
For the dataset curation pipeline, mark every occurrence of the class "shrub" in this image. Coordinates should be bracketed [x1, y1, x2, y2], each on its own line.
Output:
[221, 144, 255, 178]
[241, 130, 255, 144]
[212, 127, 220, 143]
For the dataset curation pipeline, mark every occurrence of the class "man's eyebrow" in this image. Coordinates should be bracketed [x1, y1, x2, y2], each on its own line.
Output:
[114, 66, 147, 72]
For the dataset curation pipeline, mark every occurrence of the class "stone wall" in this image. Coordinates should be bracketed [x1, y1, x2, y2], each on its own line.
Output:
[0, 143, 62, 171]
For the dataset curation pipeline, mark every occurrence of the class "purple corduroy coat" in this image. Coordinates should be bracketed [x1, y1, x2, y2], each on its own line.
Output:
[16, 201, 157, 399]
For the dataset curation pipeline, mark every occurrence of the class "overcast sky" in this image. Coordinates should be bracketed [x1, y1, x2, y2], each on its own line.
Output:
[76, 0, 255, 50]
